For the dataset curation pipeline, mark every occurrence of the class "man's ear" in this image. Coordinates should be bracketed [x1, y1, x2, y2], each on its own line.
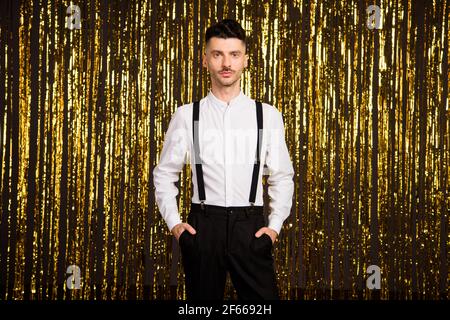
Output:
[202, 53, 208, 69]
[244, 54, 249, 68]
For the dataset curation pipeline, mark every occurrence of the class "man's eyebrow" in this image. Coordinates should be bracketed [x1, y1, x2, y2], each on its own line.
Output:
[210, 50, 243, 54]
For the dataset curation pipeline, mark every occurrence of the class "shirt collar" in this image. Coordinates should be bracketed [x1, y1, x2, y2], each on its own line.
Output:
[207, 89, 246, 108]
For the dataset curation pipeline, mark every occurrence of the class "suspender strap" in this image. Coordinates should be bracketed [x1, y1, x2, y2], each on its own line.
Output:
[192, 100, 263, 207]
[193, 101, 206, 204]
[249, 101, 263, 205]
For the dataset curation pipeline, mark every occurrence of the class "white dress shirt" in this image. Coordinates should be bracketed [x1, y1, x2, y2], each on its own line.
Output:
[153, 89, 294, 234]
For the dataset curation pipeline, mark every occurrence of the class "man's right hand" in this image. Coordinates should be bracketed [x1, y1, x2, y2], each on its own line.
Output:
[171, 223, 196, 241]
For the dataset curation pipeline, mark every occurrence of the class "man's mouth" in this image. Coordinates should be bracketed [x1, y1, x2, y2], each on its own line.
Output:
[219, 71, 233, 77]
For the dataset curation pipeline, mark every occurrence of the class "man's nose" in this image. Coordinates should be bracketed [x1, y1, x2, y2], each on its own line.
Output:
[222, 56, 231, 68]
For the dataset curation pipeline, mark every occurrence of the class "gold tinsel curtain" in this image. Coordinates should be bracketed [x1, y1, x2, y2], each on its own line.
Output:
[0, 0, 448, 300]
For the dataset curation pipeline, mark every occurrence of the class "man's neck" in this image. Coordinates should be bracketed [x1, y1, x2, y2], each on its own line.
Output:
[210, 85, 241, 105]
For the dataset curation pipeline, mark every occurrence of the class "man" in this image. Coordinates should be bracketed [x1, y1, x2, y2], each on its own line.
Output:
[153, 19, 294, 300]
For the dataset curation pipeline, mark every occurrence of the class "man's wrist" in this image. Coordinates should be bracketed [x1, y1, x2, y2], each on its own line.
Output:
[267, 217, 283, 235]
[166, 214, 182, 232]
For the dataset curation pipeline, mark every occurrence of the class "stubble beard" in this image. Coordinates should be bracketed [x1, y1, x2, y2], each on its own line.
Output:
[212, 72, 240, 88]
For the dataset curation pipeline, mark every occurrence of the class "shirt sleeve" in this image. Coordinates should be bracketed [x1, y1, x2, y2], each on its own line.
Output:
[265, 109, 295, 235]
[153, 106, 189, 232]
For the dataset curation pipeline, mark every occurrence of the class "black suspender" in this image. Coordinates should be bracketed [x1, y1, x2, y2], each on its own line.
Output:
[249, 101, 263, 205]
[193, 101, 206, 207]
[192, 100, 263, 208]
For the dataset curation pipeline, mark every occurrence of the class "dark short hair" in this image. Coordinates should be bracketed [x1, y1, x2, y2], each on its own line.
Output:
[205, 19, 246, 48]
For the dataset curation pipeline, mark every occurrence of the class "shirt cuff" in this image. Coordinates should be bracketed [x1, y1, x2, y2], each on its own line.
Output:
[268, 215, 284, 235]
[165, 213, 182, 232]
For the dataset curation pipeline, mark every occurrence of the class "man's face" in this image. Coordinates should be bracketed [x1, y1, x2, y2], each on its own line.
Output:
[202, 37, 249, 88]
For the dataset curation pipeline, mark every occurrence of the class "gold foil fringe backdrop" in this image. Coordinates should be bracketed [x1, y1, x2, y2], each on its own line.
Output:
[0, 0, 448, 300]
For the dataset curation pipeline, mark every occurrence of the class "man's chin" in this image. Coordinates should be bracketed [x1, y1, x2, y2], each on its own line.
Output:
[216, 78, 238, 87]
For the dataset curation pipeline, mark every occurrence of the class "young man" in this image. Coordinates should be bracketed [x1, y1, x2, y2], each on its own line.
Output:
[153, 19, 294, 300]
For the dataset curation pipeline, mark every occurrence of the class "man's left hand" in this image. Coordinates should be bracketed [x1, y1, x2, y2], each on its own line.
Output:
[255, 227, 278, 244]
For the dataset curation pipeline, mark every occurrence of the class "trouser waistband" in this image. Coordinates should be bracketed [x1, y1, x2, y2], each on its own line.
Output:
[190, 202, 264, 216]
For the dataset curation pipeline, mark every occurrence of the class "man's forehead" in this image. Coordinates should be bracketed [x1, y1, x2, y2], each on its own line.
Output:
[206, 37, 246, 51]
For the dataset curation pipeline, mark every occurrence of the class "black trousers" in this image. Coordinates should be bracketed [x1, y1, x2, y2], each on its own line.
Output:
[179, 203, 279, 300]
